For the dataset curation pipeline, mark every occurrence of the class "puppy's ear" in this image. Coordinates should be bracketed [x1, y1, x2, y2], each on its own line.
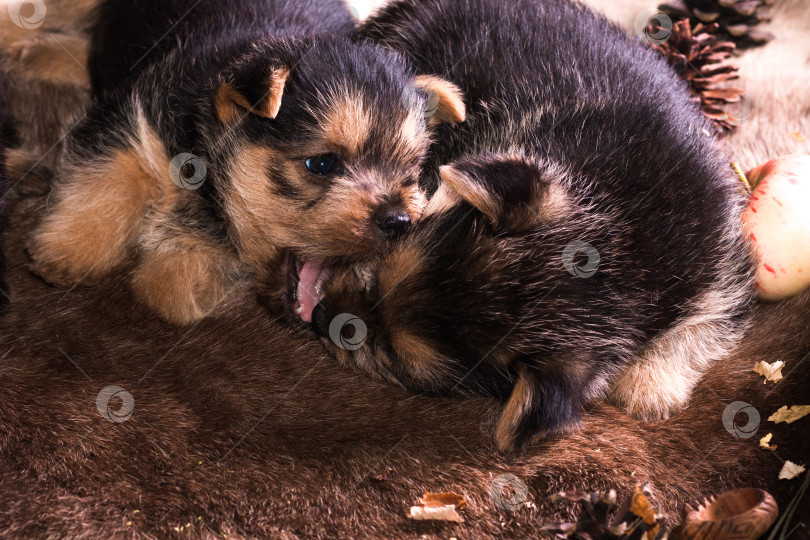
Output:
[438, 155, 570, 232]
[413, 75, 466, 127]
[495, 364, 580, 453]
[215, 66, 290, 123]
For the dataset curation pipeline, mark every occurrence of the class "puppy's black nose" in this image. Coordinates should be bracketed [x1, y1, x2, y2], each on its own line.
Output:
[376, 211, 412, 238]
[311, 301, 329, 337]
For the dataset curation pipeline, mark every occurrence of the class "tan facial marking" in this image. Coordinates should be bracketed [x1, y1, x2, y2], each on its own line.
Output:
[321, 93, 372, 157]
[222, 145, 387, 266]
[221, 146, 281, 267]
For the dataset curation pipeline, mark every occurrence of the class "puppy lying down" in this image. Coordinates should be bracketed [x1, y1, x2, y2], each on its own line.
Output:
[16, 0, 465, 325]
[303, 0, 756, 452]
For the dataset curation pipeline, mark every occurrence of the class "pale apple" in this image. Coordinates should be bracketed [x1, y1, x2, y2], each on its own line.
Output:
[742, 154, 810, 301]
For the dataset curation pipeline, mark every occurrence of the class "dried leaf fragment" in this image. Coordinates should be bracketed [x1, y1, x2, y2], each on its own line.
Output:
[759, 433, 777, 450]
[779, 461, 806, 480]
[421, 492, 467, 509]
[753, 360, 784, 383]
[407, 492, 466, 523]
[408, 505, 463, 522]
[626, 484, 660, 540]
[768, 405, 810, 424]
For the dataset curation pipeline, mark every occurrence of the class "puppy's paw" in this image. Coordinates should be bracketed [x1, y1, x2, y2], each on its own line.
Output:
[131, 246, 234, 325]
[609, 362, 692, 422]
[27, 232, 107, 287]
[495, 364, 582, 453]
[26, 198, 132, 287]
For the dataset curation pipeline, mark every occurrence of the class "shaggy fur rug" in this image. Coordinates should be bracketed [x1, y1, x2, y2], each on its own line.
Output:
[0, 0, 808, 537]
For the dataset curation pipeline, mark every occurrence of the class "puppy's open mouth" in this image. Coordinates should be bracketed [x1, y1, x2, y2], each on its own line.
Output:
[286, 253, 332, 323]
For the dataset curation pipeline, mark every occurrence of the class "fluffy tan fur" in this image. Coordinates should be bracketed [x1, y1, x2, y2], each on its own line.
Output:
[26, 147, 158, 285]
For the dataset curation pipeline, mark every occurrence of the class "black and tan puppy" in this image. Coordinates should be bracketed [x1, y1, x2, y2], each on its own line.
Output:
[21, 0, 465, 324]
[305, 0, 756, 452]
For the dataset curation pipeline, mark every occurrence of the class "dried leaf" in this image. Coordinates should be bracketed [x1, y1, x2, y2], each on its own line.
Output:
[701, 87, 744, 101]
[421, 492, 467, 510]
[759, 433, 778, 450]
[753, 360, 785, 383]
[627, 484, 659, 540]
[779, 461, 806, 480]
[408, 505, 464, 522]
[407, 492, 466, 522]
[768, 405, 810, 424]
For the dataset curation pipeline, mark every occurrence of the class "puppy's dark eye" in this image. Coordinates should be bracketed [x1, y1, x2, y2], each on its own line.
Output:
[304, 154, 341, 176]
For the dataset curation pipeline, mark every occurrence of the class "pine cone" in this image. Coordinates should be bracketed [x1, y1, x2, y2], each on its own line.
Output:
[659, 0, 774, 48]
[649, 19, 745, 132]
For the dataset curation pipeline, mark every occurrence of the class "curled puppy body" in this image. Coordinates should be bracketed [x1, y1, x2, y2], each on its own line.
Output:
[307, 0, 756, 452]
[23, 0, 466, 325]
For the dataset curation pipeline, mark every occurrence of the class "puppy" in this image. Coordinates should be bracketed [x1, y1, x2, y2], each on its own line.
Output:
[22, 0, 465, 324]
[308, 0, 756, 452]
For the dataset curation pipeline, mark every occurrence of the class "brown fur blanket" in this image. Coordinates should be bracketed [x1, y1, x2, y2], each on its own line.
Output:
[1, 0, 809, 537]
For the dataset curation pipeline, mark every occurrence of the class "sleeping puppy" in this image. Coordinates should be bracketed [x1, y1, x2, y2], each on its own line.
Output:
[20, 0, 465, 324]
[305, 0, 756, 452]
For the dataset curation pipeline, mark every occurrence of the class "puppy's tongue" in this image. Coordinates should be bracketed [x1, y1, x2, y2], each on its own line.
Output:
[297, 259, 331, 323]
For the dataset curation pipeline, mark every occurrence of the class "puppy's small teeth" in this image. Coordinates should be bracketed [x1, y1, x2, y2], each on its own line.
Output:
[295, 305, 303, 315]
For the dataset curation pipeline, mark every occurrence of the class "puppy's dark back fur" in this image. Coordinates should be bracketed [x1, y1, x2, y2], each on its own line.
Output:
[356, 0, 752, 324]
[89, 0, 355, 99]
